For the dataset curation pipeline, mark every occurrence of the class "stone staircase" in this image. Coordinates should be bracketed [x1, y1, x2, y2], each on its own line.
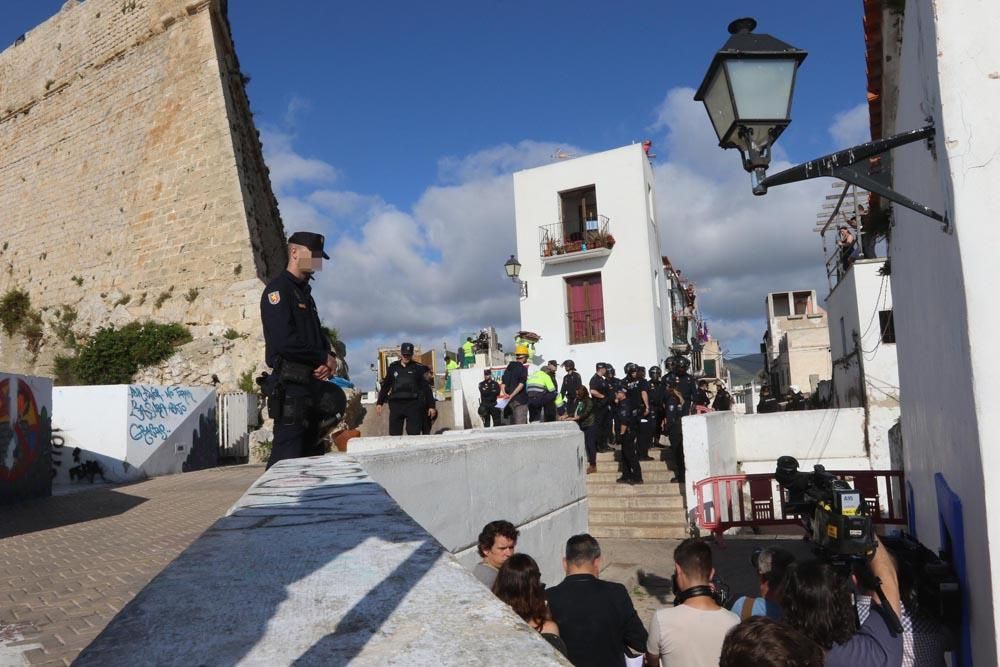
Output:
[587, 448, 690, 539]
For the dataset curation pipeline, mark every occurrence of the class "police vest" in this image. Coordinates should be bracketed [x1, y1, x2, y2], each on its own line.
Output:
[390, 363, 422, 400]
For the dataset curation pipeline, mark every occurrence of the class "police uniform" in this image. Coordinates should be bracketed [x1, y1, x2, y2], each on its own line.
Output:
[377, 345, 428, 436]
[560, 364, 582, 416]
[588, 366, 611, 452]
[478, 374, 502, 427]
[615, 396, 642, 484]
[675, 371, 697, 416]
[624, 372, 650, 477]
[664, 382, 686, 482]
[647, 373, 667, 447]
[260, 232, 333, 469]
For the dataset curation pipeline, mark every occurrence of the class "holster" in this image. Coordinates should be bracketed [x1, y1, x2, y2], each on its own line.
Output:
[276, 359, 315, 386]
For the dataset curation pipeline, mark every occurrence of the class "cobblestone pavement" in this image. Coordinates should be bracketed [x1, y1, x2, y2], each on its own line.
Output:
[0, 465, 263, 666]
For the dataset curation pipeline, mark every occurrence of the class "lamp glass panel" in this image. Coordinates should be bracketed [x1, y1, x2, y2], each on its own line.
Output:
[702, 66, 735, 143]
[726, 59, 796, 121]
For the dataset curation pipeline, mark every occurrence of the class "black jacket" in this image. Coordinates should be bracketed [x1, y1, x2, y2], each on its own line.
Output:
[377, 360, 427, 404]
[560, 370, 582, 404]
[546, 574, 648, 667]
[478, 378, 501, 406]
[260, 271, 330, 369]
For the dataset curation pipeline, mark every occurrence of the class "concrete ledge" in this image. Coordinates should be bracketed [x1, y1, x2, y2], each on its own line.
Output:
[77, 455, 570, 666]
[354, 422, 588, 584]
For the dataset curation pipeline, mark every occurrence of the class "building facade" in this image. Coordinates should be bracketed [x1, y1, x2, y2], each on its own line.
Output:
[512, 144, 671, 373]
[761, 290, 831, 396]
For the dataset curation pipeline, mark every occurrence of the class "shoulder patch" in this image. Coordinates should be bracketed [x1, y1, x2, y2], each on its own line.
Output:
[267, 291, 281, 305]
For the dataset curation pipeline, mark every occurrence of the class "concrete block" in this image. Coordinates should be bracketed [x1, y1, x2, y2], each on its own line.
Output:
[76, 455, 570, 666]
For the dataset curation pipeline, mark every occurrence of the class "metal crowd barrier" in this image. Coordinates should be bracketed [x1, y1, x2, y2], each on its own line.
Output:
[693, 469, 907, 537]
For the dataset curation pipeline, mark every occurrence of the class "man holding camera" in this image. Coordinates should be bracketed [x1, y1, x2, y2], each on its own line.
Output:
[646, 538, 738, 667]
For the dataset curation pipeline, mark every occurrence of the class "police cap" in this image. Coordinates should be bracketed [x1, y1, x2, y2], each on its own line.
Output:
[288, 231, 330, 259]
[400, 342, 415, 355]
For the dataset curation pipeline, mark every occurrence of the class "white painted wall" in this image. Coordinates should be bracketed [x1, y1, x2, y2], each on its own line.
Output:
[351, 422, 588, 586]
[513, 144, 671, 374]
[888, 1, 1000, 662]
[682, 409, 877, 512]
[52, 384, 215, 484]
[826, 259, 899, 409]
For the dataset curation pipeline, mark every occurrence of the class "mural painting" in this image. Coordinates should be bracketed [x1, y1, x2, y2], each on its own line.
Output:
[0, 374, 53, 503]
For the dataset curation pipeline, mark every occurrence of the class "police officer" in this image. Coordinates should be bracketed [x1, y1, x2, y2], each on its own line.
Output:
[606, 365, 623, 445]
[757, 384, 780, 414]
[647, 365, 667, 448]
[664, 375, 687, 482]
[624, 363, 653, 466]
[260, 231, 338, 469]
[376, 342, 433, 435]
[421, 367, 438, 434]
[712, 382, 733, 411]
[478, 369, 502, 427]
[588, 362, 612, 453]
[694, 379, 712, 412]
[674, 356, 696, 416]
[614, 382, 642, 485]
[560, 359, 582, 416]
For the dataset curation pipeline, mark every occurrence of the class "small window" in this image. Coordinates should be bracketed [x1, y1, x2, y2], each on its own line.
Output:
[772, 293, 790, 317]
[879, 310, 896, 344]
[793, 291, 812, 315]
[703, 359, 717, 378]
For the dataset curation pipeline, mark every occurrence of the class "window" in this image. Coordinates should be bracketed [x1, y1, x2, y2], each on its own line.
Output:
[772, 293, 790, 317]
[703, 359, 717, 378]
[879, 310, 896, 344]
[559, 185, 598, 241]
[566, 273, 605, 344]
[793, 291, 813, 315]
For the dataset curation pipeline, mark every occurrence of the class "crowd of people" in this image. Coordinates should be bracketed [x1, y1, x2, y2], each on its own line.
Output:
[487, 352, 732, 484]
[474, 522, 947, 666]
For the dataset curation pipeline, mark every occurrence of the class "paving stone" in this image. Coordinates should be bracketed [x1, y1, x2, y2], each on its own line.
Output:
[0, 465, 262, 664]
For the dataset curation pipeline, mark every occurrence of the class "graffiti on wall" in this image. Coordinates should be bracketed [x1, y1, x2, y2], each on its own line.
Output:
[127, 385, 197, 445]
[0, 378, 45, 482]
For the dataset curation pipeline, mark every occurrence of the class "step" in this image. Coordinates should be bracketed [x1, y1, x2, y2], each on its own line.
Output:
[596, 447, 671, 462]
[590, 509, 687, 524]
[587, 471, 675, 484]
[587, 494, 685, 510]
[587, 482, 681, 495]
[588, 523, 690, 539]
[594, 459, 670, 473]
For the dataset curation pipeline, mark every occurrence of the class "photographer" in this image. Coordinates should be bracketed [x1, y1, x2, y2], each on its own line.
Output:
[646, 538, 738, 666]
[781, 535, 902, 666]
[729, 547, 796, 621]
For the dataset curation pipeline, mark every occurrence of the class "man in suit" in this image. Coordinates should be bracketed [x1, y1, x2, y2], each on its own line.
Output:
[545, 534, 648, 667]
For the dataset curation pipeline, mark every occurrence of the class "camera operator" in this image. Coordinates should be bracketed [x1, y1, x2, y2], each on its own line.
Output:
[781, 535, 902, 666]
[645, 538, 738, 667]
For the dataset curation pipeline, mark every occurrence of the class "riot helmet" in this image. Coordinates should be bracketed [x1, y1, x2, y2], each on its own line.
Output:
[624, 362, 638, 375]
[648, 366, 662, 380]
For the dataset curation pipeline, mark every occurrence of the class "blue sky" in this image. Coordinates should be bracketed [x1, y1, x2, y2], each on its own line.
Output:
[5, 3, 870, 387]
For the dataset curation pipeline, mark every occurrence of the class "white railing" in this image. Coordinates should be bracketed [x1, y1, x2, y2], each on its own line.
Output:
[217, 391, 259, 460]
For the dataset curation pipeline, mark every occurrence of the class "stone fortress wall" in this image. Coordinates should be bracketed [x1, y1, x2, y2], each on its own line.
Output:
[0, 0, 286, 388]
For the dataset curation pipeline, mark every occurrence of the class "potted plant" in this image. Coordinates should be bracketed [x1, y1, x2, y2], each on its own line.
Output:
[604, 234, 616, 249]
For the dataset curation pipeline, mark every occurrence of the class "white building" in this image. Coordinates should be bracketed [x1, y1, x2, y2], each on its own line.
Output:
[761, 290, 831, 395]
[866, 0, 998, 661]
[512, 144, 670, 372]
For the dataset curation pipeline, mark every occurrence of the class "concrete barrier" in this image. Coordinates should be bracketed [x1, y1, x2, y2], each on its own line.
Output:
[76, 453, 571, 665]
[352, 422, 588, 585]
[0, 372, 52, 504]
[51, 384, 216, 484]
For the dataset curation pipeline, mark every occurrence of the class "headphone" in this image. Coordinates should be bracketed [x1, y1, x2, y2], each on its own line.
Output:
[672, 585, 717, 606]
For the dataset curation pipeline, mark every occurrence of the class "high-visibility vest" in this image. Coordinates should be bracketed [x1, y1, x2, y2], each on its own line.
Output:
[526, 370, 564, 407]
[446, 360, 459, 372]
[462, 341, 475, 357]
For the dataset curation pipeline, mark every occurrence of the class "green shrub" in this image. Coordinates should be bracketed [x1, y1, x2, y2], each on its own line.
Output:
[53, 355, 80, 385]
[75, 321, 191, 385]
[21, 311, 44, 356]
[184, 288, 200, 303]
[238, 367, 259, 395]
[224, 328, 242, 340]
[0, 288, 31, 336]
[51, 305, 79, 350]
[114, 294, 131, 307]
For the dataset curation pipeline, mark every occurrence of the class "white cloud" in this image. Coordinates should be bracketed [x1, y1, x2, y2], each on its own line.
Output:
[262, 92, 859, 387]
[829, 103, 871, 148]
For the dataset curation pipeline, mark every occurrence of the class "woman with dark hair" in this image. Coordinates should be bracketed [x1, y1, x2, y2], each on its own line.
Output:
[491, 554, 567, 657]
[781, 547, 903, 666]
[563, 386, 598, 473]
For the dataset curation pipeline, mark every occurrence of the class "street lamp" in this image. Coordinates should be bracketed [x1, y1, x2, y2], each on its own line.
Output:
[504, 255, 527, 298]
[696, 17, 946, 225]
[694, 18, 806, 193]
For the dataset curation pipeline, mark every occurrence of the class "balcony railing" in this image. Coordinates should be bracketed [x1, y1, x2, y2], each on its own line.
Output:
[539, 215, 614, 261]
[568, 308, 605, 344]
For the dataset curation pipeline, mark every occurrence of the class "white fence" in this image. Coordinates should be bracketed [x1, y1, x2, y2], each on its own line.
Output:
[217, 392, 259, 460]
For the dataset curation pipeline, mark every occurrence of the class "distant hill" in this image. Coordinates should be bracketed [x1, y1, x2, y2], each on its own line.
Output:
[725, 353, 764, 386]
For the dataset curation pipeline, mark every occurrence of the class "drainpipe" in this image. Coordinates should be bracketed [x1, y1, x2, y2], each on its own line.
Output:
[852, 330, 871, 455]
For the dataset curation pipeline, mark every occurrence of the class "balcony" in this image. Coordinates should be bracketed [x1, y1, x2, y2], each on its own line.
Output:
[567, 308, 606, 344]
[539, 215, 614, 264]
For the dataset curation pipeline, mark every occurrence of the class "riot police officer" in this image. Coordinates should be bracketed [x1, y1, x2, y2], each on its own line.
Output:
[260, 231, 339, 469]
[560, 359, 582, 416]
[376, 342, 433, 435]
[478, 369, 502, 427]
[674, 356, 696, 416]
[624, 363, 652, 466]
[647, 365, 666, 447]
[664, 375, 687, 482]
[588, 362, 612, 453]
[607, 365, 623, 445]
